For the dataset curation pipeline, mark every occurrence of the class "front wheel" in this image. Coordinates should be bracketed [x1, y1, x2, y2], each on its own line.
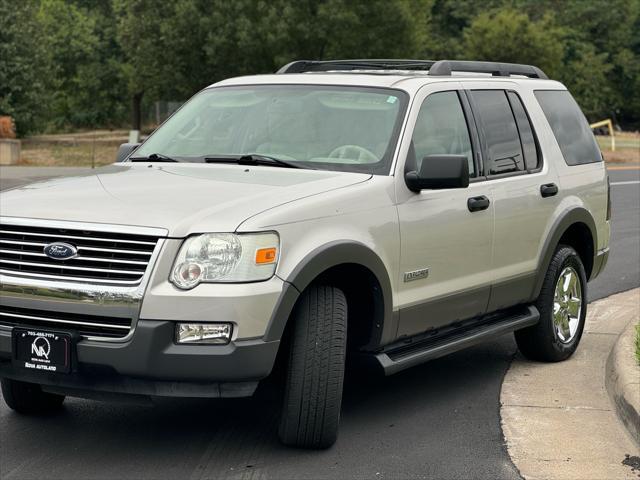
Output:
[515, 245, 587, 362]
[278, 285, 347, 449]
[1, 378, 65, 414]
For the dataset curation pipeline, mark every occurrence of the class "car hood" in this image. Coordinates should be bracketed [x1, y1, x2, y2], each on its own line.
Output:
[0, 163, 371, 236]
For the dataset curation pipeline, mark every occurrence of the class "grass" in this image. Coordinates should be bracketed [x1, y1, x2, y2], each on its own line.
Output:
[596, 131, 640, 163]
[20, 142, 119, 167]
[16, 129, 129, 167]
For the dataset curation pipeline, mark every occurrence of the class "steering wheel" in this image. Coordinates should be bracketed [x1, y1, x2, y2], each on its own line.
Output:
[328, 145, 379, 164]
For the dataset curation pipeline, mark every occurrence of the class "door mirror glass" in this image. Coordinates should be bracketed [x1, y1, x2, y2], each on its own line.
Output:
[405, 154, 469, 191]
[116, 143, 140, 163]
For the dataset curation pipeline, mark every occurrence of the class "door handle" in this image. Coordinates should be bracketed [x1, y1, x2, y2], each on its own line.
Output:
[467, 195, 490, 212]
[540, 183, 558, 198]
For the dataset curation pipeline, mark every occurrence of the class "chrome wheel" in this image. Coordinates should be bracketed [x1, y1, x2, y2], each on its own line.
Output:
[553, 266, 582, 343]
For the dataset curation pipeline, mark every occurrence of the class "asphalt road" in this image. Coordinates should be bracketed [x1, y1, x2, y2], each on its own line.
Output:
[0, 166, 638, 479]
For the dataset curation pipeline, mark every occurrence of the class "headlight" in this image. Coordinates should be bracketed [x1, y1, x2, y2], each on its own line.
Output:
[170, 232, 279, 289]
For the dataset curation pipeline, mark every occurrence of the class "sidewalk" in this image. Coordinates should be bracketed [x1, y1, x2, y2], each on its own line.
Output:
[501, 289, 640, 480]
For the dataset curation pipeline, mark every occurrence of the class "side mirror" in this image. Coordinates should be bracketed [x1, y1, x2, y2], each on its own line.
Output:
[116, 143, 141, 163]
[405, 154, 470, 192]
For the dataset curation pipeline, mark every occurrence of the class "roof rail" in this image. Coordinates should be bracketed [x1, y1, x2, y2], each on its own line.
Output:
[277, 59, 436, 74]
[276, 59, 549, 79]
[428, 60, 548, 79]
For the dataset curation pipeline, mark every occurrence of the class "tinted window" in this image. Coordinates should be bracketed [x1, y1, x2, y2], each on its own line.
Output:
[507, 91, 540, 171]
[534, 90, 601, 165]
[411, 91, 475, 176]
[470, 90, 524, 175]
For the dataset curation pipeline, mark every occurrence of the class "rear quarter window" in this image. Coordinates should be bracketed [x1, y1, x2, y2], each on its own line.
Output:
[534, 90, 602, 166]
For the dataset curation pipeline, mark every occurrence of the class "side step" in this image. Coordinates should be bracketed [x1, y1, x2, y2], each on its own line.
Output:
[374, 305, 539, 376]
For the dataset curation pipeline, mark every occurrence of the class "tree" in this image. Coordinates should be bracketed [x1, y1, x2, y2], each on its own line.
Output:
[461, 9, 565, 78]
[199, 0, 434, 81]
[114, 0, 210, 130]
[4, 0, 639, 133]
[38, 0, 103, 129]
[0, 0, 50, 135]
[559, 41, 613, 120]
[314, 0, 433, 60]
[530, 0, 640, 124]
[427, 0, 506, 58]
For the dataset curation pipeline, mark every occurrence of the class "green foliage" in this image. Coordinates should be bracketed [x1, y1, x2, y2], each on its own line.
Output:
[461, 9, 565, 77]
[0, 0, 50, 135]
[38, 0, 126, 129]
[559, 41, 614, 119]
[1, 0, 639, 134]
[314, 0, 433, 59]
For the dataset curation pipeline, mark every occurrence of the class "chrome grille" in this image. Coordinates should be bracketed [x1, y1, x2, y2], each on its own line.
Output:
[0, 222, 160, 285]
[0, 305, 131, 338]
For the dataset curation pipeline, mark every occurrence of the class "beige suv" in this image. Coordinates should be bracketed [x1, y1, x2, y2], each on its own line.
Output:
[0, 60, 610, 449]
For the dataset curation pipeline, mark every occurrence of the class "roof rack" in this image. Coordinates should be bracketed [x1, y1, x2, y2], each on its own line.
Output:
[276, 59, 548, 79]
[276, 59, 436, 74]
[428, 60, 548, 79]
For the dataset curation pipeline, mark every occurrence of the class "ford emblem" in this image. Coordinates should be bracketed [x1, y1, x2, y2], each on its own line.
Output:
[43, 242, 78, 260]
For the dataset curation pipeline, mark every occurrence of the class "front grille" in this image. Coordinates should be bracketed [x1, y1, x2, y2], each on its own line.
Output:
[0, 223, 160, 285]
[0, 305, 131, 338]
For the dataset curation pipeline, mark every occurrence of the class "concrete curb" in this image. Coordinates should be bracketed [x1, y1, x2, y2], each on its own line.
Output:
[606, 320, 640, 447]
[501, 288, 640, 480]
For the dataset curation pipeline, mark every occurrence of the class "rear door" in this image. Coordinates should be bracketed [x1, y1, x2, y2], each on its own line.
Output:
[465, 83, 561, 311]
[395, 83, 494, 337]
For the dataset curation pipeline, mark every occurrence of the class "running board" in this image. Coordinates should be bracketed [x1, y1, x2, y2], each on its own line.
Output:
[374, 305, 539, 375]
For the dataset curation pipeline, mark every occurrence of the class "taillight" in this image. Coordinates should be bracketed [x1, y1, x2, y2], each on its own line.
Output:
[606, 175, 611, 220]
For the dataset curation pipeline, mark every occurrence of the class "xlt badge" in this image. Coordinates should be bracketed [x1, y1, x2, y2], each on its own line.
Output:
[404, 268, 429, 282]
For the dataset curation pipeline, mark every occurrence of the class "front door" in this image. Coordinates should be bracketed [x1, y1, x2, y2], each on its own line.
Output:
[395, 84, 494, 338]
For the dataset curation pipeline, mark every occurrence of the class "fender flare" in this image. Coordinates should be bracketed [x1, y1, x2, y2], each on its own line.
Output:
[532, 207, 598, 299]
[263, 241, 395, 346]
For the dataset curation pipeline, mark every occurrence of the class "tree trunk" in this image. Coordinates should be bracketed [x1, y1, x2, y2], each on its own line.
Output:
[131, 91, 144, 131]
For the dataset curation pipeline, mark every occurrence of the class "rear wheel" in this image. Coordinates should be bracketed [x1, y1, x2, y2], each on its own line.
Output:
[515, 245, 587, 362]
[1, 378, 65, 414]
[278, 285, 347, 449]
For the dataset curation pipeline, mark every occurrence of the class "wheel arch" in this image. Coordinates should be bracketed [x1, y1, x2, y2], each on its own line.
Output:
[263, 241, 395, 350]
[533, 207, 597, 299]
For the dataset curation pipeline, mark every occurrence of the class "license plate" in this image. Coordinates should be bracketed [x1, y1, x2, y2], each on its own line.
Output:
[12, 328, 72, 374]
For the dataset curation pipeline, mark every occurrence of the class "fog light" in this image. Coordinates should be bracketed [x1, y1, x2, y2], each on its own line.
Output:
[176, 323, 232, 344]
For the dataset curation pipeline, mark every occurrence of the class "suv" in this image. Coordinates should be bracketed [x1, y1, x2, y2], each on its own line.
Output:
[0, 60, 610, 448]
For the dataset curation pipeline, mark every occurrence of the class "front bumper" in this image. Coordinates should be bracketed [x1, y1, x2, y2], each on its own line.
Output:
[0, 250, 287, 398]
[0, 321, 280, 398]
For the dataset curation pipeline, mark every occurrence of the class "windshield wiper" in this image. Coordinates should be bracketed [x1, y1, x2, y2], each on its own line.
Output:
[129, 153, 179, 163]
[204, 154, 302, 169]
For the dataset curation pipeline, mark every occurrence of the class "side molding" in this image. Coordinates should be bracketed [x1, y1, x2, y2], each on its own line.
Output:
[532, 207, 597, 300]
[263, 241, 395, 346]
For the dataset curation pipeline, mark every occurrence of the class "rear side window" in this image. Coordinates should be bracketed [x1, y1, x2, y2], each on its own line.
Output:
[507, 91, 540, 171]
[534, 90, 601, 165]
[469, 90, 524, 175]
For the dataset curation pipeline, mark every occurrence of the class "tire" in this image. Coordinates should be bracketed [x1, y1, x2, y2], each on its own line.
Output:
[278, 285, 347, 449]
[515, 245, 588, 362]
[1, 378, 65, 414]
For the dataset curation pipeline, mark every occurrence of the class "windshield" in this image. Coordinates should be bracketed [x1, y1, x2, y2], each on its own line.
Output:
[132, 85, 408, 174]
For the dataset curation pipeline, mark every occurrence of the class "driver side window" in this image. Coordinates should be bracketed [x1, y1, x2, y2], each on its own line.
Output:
[411, 91, 475, 177]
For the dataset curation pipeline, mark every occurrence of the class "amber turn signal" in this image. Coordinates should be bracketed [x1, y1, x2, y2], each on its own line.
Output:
[255, 247, 277, 264]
